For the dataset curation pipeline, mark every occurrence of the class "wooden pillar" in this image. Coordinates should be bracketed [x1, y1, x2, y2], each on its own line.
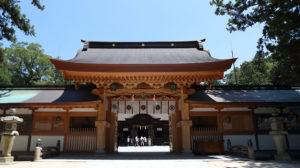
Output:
[63, 108, 70, 152]
[217, 108, 224, 140]
[175, 97, 182, 152]
[112, 112, 117, 152]
[250, 107, 260, 151]
[27, 108, 35, 152]
[3, 108, 7, 116]
[177, 88, 192, 153]
[170, 97, 180, 152]
[105, 97, 116, 153]
[169, 113, 176, 152]
[95, 88, 110, 154]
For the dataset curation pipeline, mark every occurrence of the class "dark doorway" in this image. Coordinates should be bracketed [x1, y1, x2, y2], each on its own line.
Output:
[117, 114, 169, 147]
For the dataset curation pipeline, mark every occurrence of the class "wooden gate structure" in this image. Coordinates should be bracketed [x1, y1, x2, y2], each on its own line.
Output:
[64, 128, 97, 153]
[51, 40, 236, 153]
[2, 40, 300, 155]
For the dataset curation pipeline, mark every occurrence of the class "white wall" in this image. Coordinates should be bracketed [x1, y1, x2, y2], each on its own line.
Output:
[35, 108, 65, 112]
[0, 136, 28, 151]
[288, 135, 300, 150]
[254, 107, 280, 114]
[30, 136, 64, 152]
[1, 108, 32, 115]
[222, 108, 251, 112]
[257, 134, 300, 150]
[257, 134, 276, 150]
[69, 108, 97, 112]
[16, 108, 32, 115]
[223, 135, 257, 150]
[189, 108, 217, 112]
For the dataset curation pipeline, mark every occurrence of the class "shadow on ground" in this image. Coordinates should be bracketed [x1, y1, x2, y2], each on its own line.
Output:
[44, 152, 249, 161]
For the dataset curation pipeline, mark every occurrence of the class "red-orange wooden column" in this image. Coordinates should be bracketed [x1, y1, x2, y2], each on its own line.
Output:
[178, 87, 192, 153]
[95, 88, 110, 154]
[105, 97, 117, 153]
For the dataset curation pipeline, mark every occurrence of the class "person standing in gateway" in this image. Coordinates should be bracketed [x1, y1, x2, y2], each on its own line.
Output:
[135, 136, 139, 146]
[140, 136, 144, 146]
[127, 136, 130, 146]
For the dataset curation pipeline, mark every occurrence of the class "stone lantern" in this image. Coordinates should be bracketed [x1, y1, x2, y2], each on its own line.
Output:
[0, 108, 23, 164]
[268, 111, 291, 161]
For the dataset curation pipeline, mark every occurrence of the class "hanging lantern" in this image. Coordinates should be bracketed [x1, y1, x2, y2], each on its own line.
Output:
[170, 83, 177, 91]
[110, 83, 117, 91]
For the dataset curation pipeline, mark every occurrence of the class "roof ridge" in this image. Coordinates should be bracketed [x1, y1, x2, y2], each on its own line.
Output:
[82, 40, 206, 50]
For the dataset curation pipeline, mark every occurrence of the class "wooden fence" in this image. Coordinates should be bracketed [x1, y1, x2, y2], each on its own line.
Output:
[191, 127, 224, 154]
[64, 128, 97, 153]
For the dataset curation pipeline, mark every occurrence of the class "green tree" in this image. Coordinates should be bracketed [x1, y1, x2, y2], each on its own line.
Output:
[46, 56, 69, 85]
[224, 54, 275, 85]
[224, 67, 241, 85]
[0, 43, 12, 85]
[4, 42, 60, 85]
[210, 0, 300, 85]
[0, 0, 44, 42]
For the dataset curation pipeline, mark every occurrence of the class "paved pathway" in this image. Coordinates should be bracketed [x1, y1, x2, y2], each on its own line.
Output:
[0, 161, 83, 168]
[118, 146, 170, 152]
[1, 146, 300, 168]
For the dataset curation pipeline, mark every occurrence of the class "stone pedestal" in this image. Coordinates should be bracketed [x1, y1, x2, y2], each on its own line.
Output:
[0, 157, 14, 165]
[1, 135, 16, 157]
[34, 147, 42, 161]
[268, 113, 291, 161]
[248, 146, 254, 160]
[0, 135, 17, 164]
[270, 132, 291, 161]
[0, 109, 23, 164]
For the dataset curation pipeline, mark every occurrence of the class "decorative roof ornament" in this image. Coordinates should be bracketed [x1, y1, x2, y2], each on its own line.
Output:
[197, 38, 206, 50]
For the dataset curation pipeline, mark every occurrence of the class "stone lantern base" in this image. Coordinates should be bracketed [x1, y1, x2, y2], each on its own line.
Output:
[0, 156, 14, 164]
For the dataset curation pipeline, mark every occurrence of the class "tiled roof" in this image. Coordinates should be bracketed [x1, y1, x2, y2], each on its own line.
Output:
[65, 40, 230, 64]
[0, 87, 99, 104]
[188, 89, 300, 102]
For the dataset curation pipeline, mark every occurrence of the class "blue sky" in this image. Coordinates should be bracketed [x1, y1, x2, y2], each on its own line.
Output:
[2, 0, 263, 73]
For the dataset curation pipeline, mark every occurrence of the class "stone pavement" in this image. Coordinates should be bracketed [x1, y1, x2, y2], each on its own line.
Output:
[0, 161, 83, 168]
[118, 145, 170, 152]
[1, 146, 300, 168]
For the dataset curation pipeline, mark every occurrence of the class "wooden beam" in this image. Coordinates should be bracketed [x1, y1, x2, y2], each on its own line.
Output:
[106, 88, 181, 96]
[63, 70, 224, 88]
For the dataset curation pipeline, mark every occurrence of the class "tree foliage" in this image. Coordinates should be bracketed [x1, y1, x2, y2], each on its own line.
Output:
[210, 0, 300, 85]
[0, 0, 44, 42]
[225, 54, 275, 85]
[0, 43, 12, 85]
[0, 42, 65, 86]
